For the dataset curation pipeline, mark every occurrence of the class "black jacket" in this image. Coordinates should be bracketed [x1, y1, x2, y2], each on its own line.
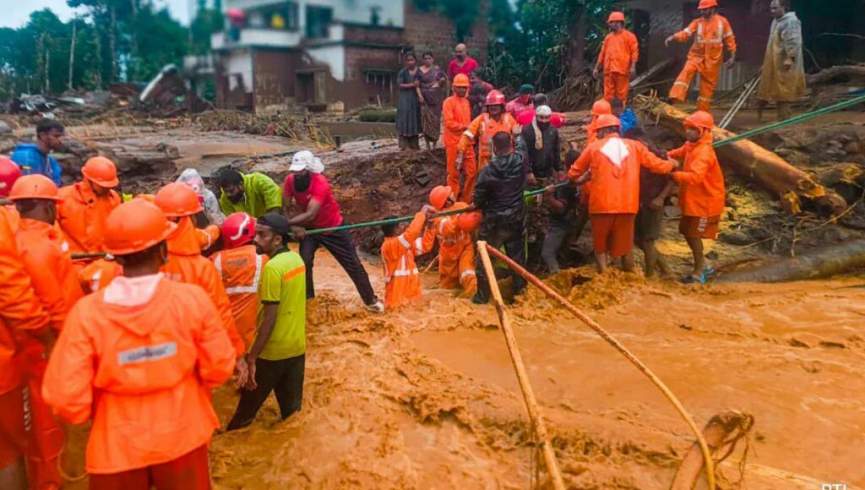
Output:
[474, 149, 528, 219]
[520, 123, 561, 178]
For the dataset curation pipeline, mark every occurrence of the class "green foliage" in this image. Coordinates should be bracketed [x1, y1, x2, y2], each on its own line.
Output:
[412, 0, 480, 41]
[485, 0, 619, 92]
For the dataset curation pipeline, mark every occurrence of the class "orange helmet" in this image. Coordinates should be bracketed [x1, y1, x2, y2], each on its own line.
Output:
[0, 157, 22, 198]
[607, 12, 625, 23]
[104, 199, 177, 256]
[82, 156, 119, 188]
[684, 110, 715, 131]
[428, 185, 454, 210]
[453, 73, 470, 88]
[594, 114, 621, 130]
[8, 174, 61, 201]
[155, 182, 203, 217]
[457, 210, 482, 233]
[698, 0, 718, 9]
[222, 212, 256, 249]
[485, 90, 506, 106]
[591, 99, 612, 117]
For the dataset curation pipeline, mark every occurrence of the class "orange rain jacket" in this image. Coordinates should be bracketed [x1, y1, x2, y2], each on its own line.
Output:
[0, 207, 50, 396]
[458, 112, 520, 171]
[669, 131, 726, 217]
[381, 212, 426, 309]
[669, 14, 736, 110]
[211, 245, 268, 346]
[421, 205, 476, 294]
[569, 135, 675, 214]
[57, 181, 121, 253]
[42, 276, 235, 474]
[16, 219, 84, 329]
[197, 224, 220, 251]
[598, 29, 639, 75]
[163, 217, 245, 357]
[442, 94, 476, 200]
[79, 258, 123, 294]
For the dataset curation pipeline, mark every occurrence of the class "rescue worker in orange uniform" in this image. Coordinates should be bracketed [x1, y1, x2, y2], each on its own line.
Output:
[211, 212, 268, 346]
[665, 0, 737, 111]
[457, 90, 521, 201]
[57, 156, 121, 254]
[0, 164, 51, 490]
[421, 186, 477, 296]
[42, 199, 236, 489]
[569, 115, 678, 273]
[155, 183, 247, 366]
[586, 99, 613, 146]
[668, 110, 725, 284]
[8, 175, 84, 490]
[380, 205, 434, 310]
[442, 73, 475, 202]
[594, 12, 639, 102]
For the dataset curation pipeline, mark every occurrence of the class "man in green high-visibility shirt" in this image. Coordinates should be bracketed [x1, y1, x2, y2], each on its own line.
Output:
[216, 167, 283, 218]
[227, 212, 306, 430]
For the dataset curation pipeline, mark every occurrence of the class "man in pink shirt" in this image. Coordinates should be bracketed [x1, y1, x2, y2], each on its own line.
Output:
[447, 43, 480, 80]
[506, 84, 535, 117]
[283, 151, 384, 313]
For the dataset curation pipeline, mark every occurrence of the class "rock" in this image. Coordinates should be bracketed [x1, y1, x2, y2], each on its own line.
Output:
[775, 148, 810, 166]
[719, 229, 752, 246]
[0, 121, 10, 135]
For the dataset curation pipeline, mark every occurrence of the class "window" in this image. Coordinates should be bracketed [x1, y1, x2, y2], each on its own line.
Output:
[305, 5, 333, 39]
[248, 2, 299, 31]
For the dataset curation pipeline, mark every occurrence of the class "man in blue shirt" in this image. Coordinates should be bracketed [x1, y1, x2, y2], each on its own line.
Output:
[10, 119, 65, 186]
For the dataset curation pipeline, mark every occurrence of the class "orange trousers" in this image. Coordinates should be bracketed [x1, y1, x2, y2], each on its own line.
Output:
[438, 244, 477, 296]
[0, 387, 26, 469]
[603, 72, 630, 102]
[20, 343, 63, 490]
[669, 59, 720, 111]
[445, 144, 477, 203]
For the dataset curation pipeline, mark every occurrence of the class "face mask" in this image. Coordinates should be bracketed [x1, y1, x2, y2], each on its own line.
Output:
[294, 172, 312, 192]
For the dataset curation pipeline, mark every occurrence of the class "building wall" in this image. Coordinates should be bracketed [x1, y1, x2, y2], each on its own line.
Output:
[402, 0, 489, 68]
[252, 49, 300, 111]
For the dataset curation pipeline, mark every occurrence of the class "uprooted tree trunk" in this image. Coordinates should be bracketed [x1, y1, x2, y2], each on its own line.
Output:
[718, 240, 865, 283]
[807, 64, 865, 85]
[635, 95, 847, 215]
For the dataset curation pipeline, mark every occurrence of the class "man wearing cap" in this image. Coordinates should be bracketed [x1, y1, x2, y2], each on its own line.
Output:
[594, 12, 639, 102]
[216, 167, 283, 219]
[283, 151, 384, 313]
[520, 105, 562, 186]
[57, 156, 122, 254]
[8, 175, 82, 490]
[43, 199, 236, 488]
[665, 0, 736, 111]
[211, 212, 268, 346]
[506, 84, 535, 118]
[10, 119, 65, 187]
[227, 213, 308, 430]
[568, 115, 678, 273]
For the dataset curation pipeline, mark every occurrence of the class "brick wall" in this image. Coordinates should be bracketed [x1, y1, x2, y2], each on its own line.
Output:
[252, 49, 300, 112]
[402, 0, 489, 68]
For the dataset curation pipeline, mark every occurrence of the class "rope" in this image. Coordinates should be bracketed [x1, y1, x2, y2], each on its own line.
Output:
[522, 92, 865, 199]
[305, 206, 473, 236]
[484, 244, 718, 490]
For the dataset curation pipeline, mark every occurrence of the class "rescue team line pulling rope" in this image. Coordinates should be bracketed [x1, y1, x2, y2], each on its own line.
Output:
[482, 244, 718, 490]
[522, 92, 865, 199]
[476, 242, 567, 490]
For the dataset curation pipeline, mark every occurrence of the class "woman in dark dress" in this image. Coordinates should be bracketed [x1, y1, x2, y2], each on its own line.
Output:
[396, 52, 421, 150]
[417, 51, 447, 150]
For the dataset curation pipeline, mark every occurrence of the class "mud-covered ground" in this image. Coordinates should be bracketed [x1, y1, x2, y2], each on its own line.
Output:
[206, 253, 865, 489]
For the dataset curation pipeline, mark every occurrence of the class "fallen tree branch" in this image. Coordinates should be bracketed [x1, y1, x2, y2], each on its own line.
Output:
[671, 411, 755, 490]
[807, 64, 865, 85]
[718, 239, 865, 283]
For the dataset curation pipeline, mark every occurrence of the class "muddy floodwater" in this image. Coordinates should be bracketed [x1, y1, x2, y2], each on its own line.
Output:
[202, 253, 865, 489]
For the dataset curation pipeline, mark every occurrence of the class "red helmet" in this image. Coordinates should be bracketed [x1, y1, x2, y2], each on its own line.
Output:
[608, 12, 625, 23]
[221, 212, 256, 249]
[595, 114, 621, 130]
[698, 0, 718, 9]
[591, 99, 612, 117]
[0, 157, 22, 198]
[684, 110, 715, 131]
[485, 90, 506, 106]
